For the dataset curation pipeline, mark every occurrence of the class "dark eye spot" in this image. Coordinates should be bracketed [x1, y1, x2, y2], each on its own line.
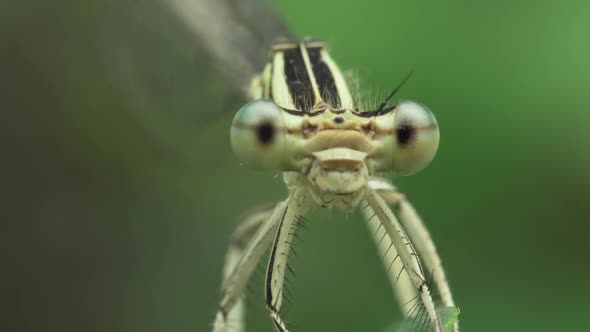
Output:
[257, 122, 275, 145]
[334, 116, 344, 124]
[396, 123, 415, 146]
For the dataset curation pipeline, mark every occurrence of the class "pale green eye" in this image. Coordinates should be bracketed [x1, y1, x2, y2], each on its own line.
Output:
[230, 99, 287, 169]
[387, 101, 440, 175]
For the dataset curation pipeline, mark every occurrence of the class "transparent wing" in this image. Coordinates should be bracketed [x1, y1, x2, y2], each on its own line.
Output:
[167, 0, 293, 94]
[99, 0, 292, 167]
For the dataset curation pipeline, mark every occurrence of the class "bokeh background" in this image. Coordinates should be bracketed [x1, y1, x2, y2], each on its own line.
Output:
[2, 0, 590, 331]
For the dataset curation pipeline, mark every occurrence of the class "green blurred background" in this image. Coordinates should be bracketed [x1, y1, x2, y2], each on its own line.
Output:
[2, 0, 589, 331]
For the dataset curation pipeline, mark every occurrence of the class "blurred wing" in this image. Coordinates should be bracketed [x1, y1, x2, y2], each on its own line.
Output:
[100, 0, 292, 167]
[167, 0, 293, 94]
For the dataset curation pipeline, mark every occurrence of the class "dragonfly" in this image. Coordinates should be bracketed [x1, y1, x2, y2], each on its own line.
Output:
[102, 0, 459, 331]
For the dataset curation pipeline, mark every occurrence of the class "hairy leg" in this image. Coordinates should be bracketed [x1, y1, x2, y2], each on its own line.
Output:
[369, 177, 458, 331]
[265, 182, 311, 332]
[364, 185, 442, 332]
[213, 203, 279, 332]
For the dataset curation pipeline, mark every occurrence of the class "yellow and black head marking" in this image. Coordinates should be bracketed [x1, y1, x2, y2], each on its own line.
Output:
[263, 38, 354, 112]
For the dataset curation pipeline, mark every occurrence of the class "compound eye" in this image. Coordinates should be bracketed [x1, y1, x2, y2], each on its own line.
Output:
[390, 101, 440, 175]
[230, 99, 287, 169]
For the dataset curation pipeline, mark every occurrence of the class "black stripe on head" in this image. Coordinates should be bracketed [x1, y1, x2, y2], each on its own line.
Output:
[307, 46, 341, 108]
[282, 47, 315, 112]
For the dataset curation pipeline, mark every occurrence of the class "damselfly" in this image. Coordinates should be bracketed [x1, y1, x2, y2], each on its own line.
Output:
[105, 0, 459, 331]
[220, 37, 458, 332]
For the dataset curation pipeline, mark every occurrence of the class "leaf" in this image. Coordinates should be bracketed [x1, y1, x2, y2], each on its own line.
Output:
[439, 306, 460, 332]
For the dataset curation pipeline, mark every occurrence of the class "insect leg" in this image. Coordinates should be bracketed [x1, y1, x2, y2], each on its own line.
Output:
[369, 177, 458, 331]
[265, 184, 311, 332]
[364, 185, 443, 332]
[363, 198, 420, 319]
[213, 202, 282, 332]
